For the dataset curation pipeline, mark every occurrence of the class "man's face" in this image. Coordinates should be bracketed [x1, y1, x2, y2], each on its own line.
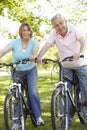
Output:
[52, 17, 67, 36]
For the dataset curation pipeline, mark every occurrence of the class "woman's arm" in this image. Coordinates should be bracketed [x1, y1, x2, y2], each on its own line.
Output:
[29, 42, 51, 62]
[29, 44, 39, 61]
[0, 44, 12, 58]
[32, 44, 39, 57]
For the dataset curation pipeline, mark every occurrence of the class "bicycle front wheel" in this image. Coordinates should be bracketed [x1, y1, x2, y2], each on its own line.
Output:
[75, 86, 86, 124]
[51, 86, 68, 130]
[4, 92, 26, 130]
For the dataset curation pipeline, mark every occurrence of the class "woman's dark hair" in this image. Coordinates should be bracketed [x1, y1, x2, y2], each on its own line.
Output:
[19, 22, 33, 38]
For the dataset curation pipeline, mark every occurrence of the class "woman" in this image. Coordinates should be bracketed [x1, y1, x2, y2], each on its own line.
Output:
[0, 22, 44, 129]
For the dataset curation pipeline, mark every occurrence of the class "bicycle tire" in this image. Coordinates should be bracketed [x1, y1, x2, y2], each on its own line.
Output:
[27, 99, 37, 127]
[51, 86, 69, 130]
[75, 86, 86, 124]
[30, 112, 37, 127]
[25, 89, 37, 127]
[4, 92, 26, 130]
[20, 103, 26, 130]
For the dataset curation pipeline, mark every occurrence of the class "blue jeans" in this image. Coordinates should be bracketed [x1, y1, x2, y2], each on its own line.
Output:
[63, 66, 87, 120]
[11, 67, 41, 122]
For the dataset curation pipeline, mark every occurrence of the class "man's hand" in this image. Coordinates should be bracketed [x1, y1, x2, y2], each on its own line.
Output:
[73, 53, 84, 60]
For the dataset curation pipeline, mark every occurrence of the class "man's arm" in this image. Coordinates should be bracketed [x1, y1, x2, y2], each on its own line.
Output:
[74, 37, 87, 60]
[37, 42, 51, 61]
[79, 37, 87, 54]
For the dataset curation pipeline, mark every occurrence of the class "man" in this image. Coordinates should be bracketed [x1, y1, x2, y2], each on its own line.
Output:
[37, 14, 87, 124]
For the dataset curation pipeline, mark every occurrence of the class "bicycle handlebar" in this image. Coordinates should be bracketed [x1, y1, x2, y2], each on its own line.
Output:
[42, 55, 84, 64]
[0, 55, 84, 67]
[0, 58, 31, 68]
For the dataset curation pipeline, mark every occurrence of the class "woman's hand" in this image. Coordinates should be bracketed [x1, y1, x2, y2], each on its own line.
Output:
[35, 57, 42, 63]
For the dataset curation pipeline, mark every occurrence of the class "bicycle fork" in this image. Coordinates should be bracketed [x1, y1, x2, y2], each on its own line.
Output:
[55, 81, 69, 130]
[64, 82, 76, 130]
[63, 82, 69, 130]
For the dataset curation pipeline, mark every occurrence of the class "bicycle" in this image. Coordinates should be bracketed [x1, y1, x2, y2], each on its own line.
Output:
[42, 55, 87, 130]
[0, 58, 37, 130]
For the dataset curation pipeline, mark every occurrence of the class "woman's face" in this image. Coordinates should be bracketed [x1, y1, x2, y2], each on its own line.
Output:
[21, 25, 31, 39]
[52, 17, 67, 37]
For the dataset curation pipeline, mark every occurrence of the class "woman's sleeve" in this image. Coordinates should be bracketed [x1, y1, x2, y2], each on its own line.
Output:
[9, 40, 15, 49]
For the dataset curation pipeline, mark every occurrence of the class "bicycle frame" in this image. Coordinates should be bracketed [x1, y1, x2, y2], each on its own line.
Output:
[8, 82, 29, 120]
[58, 62, 81, 115]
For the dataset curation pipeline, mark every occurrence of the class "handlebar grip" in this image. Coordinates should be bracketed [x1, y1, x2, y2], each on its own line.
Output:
[63, 55, 84, 62]
[80, 55, 84, 58]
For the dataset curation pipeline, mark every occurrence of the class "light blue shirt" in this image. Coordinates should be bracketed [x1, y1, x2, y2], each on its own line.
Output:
[9, 38, 38, 71]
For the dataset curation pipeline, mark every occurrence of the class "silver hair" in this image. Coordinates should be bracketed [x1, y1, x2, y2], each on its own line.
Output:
[51, 14, 66, 24]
